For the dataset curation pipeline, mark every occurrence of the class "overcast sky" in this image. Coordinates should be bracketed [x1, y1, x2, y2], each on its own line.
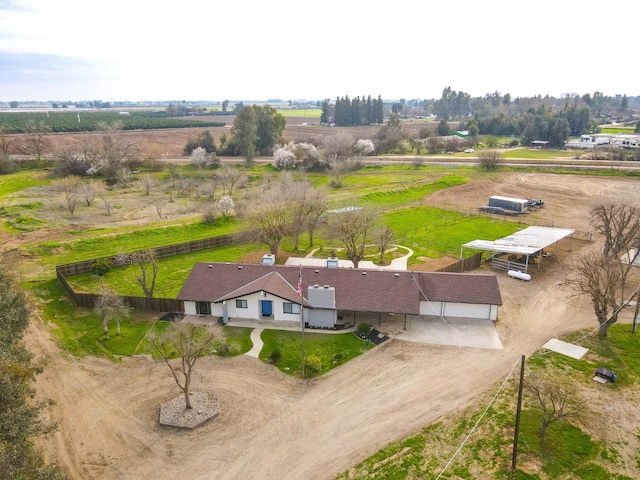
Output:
[1, 0, 638, 103]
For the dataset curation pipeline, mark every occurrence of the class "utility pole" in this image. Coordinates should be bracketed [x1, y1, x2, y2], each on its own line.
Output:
[511, 355, 525, 479]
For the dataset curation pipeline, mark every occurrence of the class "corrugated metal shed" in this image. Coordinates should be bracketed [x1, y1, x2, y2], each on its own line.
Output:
[462, 226, 575, 255]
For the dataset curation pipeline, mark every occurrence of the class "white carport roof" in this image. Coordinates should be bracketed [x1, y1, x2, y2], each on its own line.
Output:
[462, 226, 575, 255]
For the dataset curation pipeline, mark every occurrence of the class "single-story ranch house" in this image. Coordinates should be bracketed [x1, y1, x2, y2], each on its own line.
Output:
[177, 262, 503, 329]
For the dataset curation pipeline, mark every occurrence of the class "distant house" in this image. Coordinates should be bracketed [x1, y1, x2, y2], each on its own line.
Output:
[177, 263, 503, 329]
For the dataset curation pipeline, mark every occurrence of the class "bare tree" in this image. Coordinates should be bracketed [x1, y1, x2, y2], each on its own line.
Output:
[85, 122, 139, 184]
[94, 289, 131, 339]
[217, 165, 246, 196]
[305, 187, 328, 248]
[166, 163, 179, 188]
[151, 322, 222, 410]
[0, 127, 18, 174]
[23, 120, 51, 161]
[54, 176, 80, 217]
[329, 205, 376, 268]
[140, 174, 155, 196]
[524, 370, 586, 442]
[101, 195, 113, 216]
[590, 199, 640, 267]
[376, 226, 394, 264]
[478, 149, 503, 170]
[130, 249, 159, 298]
[244, 186, 292, 257]
[564, 251, 624, 336]
[80, 180, 98, 206]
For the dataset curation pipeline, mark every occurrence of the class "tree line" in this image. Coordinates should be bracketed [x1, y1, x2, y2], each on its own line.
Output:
[320, 95, 385, 126]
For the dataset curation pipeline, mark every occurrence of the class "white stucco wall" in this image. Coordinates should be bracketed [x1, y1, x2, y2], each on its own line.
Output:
[185, 293, 300, 324]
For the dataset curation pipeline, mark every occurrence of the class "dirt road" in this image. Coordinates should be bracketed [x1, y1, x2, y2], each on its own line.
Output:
[29, 173, 640, 479]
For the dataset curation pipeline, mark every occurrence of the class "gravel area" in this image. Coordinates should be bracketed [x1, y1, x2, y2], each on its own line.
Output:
[158, 392, 220, 429]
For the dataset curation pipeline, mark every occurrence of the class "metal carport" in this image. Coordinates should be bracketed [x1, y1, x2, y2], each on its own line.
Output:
[460, 226, 575, 273]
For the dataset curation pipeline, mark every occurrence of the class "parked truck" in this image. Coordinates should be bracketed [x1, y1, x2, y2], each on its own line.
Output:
[488, 195, 529, 214]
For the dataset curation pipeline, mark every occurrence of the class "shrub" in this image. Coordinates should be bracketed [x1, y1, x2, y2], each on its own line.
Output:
[268, 348, 282, 365]
[356, 322, 372, 337]
[304, 355, 323, 375]
[91, 258, 113, 277]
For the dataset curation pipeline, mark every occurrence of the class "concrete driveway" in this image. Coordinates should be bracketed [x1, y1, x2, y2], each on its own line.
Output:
[368, 314, 503, 350]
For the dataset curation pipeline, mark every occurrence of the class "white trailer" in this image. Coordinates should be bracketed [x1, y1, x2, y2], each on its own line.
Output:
[488, 196, 528, 213]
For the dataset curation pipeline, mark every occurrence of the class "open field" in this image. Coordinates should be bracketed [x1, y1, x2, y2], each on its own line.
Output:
[3, 125, 640, 479]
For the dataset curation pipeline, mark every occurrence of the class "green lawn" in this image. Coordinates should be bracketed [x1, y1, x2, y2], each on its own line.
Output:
[259, 329, 374, 377]
[501, 148, 577, 159]
[66, 242, 261, 298]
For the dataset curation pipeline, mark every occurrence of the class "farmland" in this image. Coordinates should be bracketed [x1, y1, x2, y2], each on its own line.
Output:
[2, 122, 640, 480]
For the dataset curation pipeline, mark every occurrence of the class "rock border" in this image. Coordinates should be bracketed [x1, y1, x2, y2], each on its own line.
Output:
[159, 392, 220, 429]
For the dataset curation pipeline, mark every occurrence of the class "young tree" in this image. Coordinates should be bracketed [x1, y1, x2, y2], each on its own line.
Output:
[217, 195, 235, 217]
[94, 289, 131, 338]
[23, 120, 51, 161]
[217, 165, 246, 196]
[376, 226, 394, 264]
[131, 249, 159, 298]
[524, 370, 586, 442]
[151, 322, 222, 410]
[329, 206, 376, 268]
[244, 185, 292, 257]
[478, 149, 503, 170]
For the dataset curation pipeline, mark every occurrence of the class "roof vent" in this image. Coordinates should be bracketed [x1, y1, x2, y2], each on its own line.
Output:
[361, 271, 367, 275]
[237, 265, 243, 269]
[324, 285, 329, 288]
[326, 257, 339, 269]
[208, 264, 213, 268]
[394, 273, 400, 277]
[314, 269, 320, 273]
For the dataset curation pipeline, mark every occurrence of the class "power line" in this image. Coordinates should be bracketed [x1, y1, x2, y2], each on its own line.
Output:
[435, 356, 521, 480]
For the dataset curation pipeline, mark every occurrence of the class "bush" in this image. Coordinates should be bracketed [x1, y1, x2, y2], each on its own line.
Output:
[91, 259, 113, 277]
[356, 322, 372, 337]
[304, 355, 323, 375]
[268, 348, 282, 365]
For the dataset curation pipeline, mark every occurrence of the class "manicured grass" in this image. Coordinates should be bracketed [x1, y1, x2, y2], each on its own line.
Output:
[384, 206, 524, 258]
[65, 242, 261, 297]
[259, 329, 374, 377]
[33, 277, 252, 359]
[598, 127, 635, 134]
[26, 216, 242, 272]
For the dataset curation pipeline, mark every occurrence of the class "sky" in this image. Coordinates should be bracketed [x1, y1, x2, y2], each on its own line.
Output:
[1, 0, 638, 103]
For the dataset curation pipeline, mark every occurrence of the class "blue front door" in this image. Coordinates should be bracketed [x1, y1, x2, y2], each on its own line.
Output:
[261, 300, 273, 317]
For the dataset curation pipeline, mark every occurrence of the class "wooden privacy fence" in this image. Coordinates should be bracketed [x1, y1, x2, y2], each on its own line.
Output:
[56, 233, 240, 313]
[435, 252, 483, 273]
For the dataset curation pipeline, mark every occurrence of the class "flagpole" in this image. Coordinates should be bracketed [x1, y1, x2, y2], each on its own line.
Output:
[298, 267, 305, 378]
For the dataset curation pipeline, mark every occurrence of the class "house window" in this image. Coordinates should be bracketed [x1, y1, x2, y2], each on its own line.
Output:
[196, 301, 211, 315]
[283, 302, 301, 314]
[236, 299, 248, 309]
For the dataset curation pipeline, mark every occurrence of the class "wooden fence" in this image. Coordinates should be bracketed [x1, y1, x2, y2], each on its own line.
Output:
[56, 233, 239, 313]
[435, 252, 483, 273]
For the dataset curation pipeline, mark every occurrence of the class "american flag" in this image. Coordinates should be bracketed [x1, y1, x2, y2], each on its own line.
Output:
[297, 270, 302, 297]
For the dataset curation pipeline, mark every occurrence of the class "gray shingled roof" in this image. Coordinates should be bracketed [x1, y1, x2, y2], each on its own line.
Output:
[177, 263, 502, 315]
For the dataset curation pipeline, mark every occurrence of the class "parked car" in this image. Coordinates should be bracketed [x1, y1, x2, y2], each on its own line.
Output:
[464, 148, 475, 153]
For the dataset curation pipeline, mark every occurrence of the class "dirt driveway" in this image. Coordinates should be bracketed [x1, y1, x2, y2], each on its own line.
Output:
[29, 173, 640, 480]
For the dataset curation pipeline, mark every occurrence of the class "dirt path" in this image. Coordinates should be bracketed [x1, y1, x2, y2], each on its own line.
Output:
[27, 173, 640, 479]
